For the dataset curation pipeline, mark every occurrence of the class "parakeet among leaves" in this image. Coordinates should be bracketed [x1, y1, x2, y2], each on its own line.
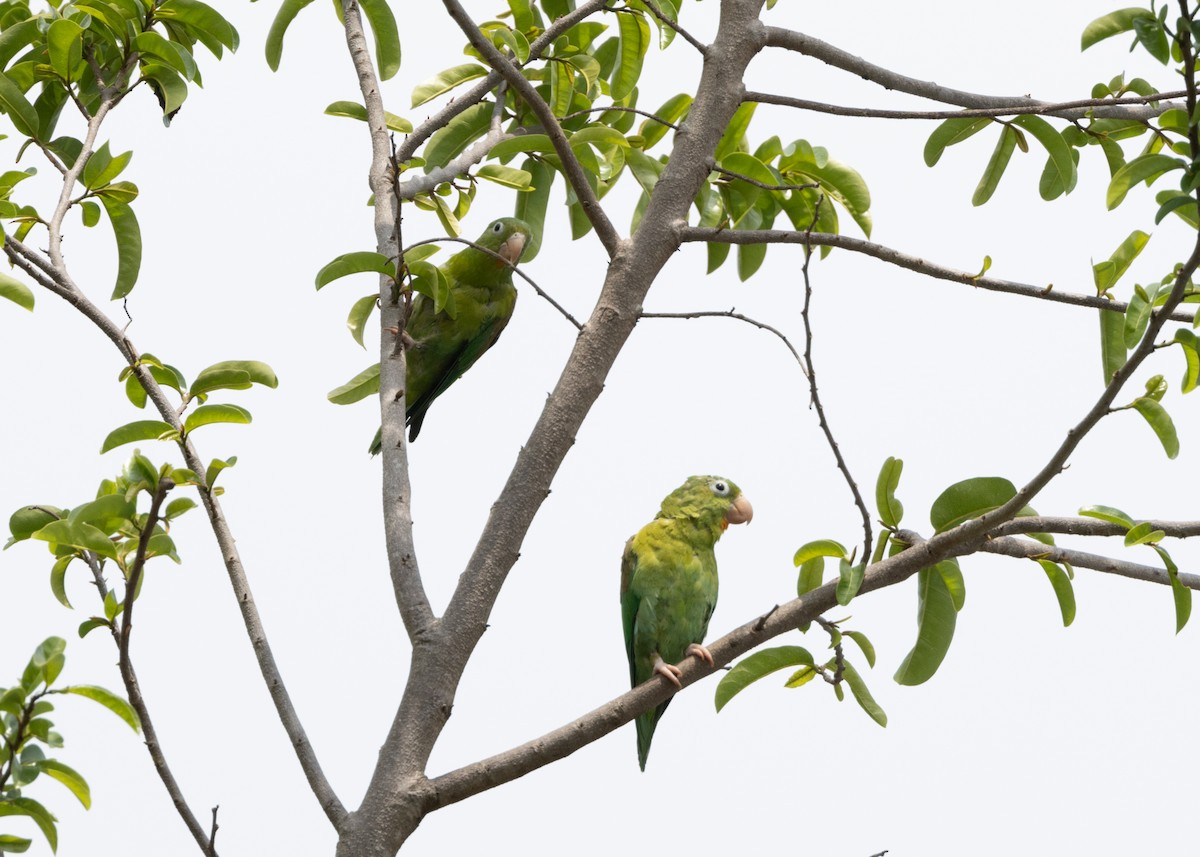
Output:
[620, 475, 753, 771]
[368, 216, 531, 452]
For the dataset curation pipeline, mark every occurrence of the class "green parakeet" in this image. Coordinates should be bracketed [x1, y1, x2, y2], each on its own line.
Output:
[371, 217, 531, 452]
[620, 475, 753, 771]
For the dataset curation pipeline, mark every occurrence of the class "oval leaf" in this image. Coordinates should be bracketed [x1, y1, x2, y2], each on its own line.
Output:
[714, 646, 813, 712]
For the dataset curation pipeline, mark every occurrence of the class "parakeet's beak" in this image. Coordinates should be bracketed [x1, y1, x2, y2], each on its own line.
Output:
[498, 231, 527, 265]
[726, 494, 753, 525]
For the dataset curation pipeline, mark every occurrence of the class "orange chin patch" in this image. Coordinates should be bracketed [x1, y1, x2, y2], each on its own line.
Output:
[720, 519, 729, 531]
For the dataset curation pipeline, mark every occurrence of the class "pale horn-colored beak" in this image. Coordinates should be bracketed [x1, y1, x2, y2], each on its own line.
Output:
[726, 494, 753, 525]
[498, 231, 527, 265]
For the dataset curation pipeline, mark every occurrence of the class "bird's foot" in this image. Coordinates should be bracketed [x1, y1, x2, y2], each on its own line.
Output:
[652, 657, 683, 689]
[685, 643, 714, 667]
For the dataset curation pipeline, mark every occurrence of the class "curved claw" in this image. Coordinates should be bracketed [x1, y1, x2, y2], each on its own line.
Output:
[685, 643, 714, 667]
[652, 657, 683, 688]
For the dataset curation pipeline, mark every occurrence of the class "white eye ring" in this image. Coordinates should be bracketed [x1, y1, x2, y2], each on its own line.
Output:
[491, 221, 504, 233]
[709, 480, 730, 496]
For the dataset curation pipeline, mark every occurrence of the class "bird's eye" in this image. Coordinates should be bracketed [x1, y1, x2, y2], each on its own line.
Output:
[709, 480, 730, 496]
[491, 221, 504, 233]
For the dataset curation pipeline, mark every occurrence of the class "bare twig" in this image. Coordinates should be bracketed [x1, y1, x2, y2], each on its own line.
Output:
[561, 105, 680, 129]
[637, 0, 707, 54]
[745, 89, 1187, 120]
[800, 201, 873, 567]
[979, 535, 1200, 590]
[639, 309, 803, 367]
[711, 163, 818, 192]
[679, 228, 1197, 323]
[403, 236, 583, 330]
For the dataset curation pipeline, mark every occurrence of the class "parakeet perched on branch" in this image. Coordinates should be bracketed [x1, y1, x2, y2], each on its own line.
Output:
[370, 217, 531, 452]
[620, 475, 753, 771]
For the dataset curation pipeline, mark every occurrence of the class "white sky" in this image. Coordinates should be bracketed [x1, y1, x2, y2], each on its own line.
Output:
[2, 2, 1198, 855]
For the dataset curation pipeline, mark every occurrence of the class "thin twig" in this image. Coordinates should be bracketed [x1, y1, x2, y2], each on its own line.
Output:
[711, 163, 818, 192]
[403, 236, 583, 330]
[800, 199, 873, 567]
[745, 89, 1187, 120]
[207, 806, 219, 857]
[639, 308, 803, 368]
[813, 615, 845, 686]
[979, 535, 1200, 590]
[561, 105, 680, 129]
[636, 0, 707, 53]
[679, 227, 1198, 323]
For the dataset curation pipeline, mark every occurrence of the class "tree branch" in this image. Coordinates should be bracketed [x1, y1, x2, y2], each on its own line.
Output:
[638, 309, 803, 366]
[679, 228, 1196, 323]
[978, 535, 1200, 590]
[441, 0, 622, 257]
[762, 27, 1171, 120]
[745, 90, 1186, 121]
[636, 0, 707, 54]
[994, 516, 1200, 539]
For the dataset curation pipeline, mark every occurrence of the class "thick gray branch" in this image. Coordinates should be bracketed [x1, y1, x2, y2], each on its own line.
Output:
[680, 228, 1196, 323]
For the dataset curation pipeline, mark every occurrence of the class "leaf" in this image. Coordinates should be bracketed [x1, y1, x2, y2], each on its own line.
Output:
[347, 293, 377, 348]
[61, 685, 140, 732]
[714, 646, 813, 712]
[1175, 329, 1200, 392]
[793, 539, 848, 565]
[47, 18, 84, 82]
[315, 251, 396, 289]
[1078, 504, 1135, 527]
[938, 558, 966, 612]
[1012, 114, 1077, 198]
[32, 759, 91, 808]
[875, 456, 904, 528]
[100, 197, 141, 299]
[31, 520, 117, 560]
[411, 63, 488, 108]
[836, 560, 865, 606]
[894, 565, 958, 686]
[156, 0, 239, 57]
[796, 556, 824, 597]
[0, 833, 33, 852]
[972, 125, 1017, 206]
[1155, 190, 1198, 227]
[845, 630, 876, 668]
[0, 270, 33, 310]
[924, 117, 992, 166]
[489, 134, 557, 161]
[100, 420, 178, 453]
[929, 476, 1017, 533]
[359, 0, 402, 80]
[1082, 7, 1152, 50]
[323, 101, 412, 134]
[327, 364, 380, 405]
[1107, 153, 1183, 209]
[423, 102, 492, 172]
[639, 93, 691, 150]
[842, 662, 887, 727]
[183, 404, 252, 432]
[190, 360, 277, 395]
[715, 103, 755, 162]
[1094, 230, 1150, 294]
[0, 797, 56, 852]
[265, 0, 318, 70]
[476, 163, 532, 190]
[1124, 520, 1164, 546]
[611, 11, 649, 101]
[1132, 397, 1179, 458]
[514, 158, 551, 261]
[1038, 559, 1076, 626]
[1098, 302, 1127, 383]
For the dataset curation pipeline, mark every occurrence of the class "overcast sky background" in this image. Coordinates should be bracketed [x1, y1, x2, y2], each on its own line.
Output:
[2, 1, 1197, 855]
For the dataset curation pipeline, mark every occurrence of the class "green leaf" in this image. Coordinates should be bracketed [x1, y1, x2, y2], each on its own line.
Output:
[1155, 190, 1198, 227]
[30, 520, 118, 560]
[100, 420, 178, 453]
[183, 404, 252, 432]
[793, 539, 848, 565]
[141, 63, 188, 118]
[0, 72, 39, 138]
[894, 565, 958, 686]
[1132, 397, 1179, 458]
[714, 646, 813, 712]
[1131, 14, 1169, 64]
[476, 163, 532, 190]
[938, 558, 966, 612]
[408, 260, 453, 314]
[163, 498, 197, 520]
[715, 103, 755, 162]
[1099, 302, 1127, 383]
[423, 102, 492, 172]
[190, 360, 278, 395]
[610, 11, 649, 101]
[1012, 114, 1077, 198]
[1078, 504, 1135, 527]
[514, 158, 551, 261]
[265, 0, 317, 70]
[1174, 329, 1200, 392]
[47, 18, 84, 82]
[323, 101, 412, 134]
[156, 0, 239, 57]
[1038, 559, 1076, 626]
[796, 556, 823, 597]
[736, 242, 766, 282]
[0, 270, 33, 310]
[359, 0, 401, 80]
[489, 134, 557, 161]
[1107, 153, 1183, 209]
[80, 199, 100, 226]
[32, 759, 90, 808]
[0, 797, 56, 852]
[929, 476, 1016, 533]
[411, 63, 488, 108]
[133, 32, 199, 80]
[875, 456, 904, 528]
[1124, 520, 1164, 546]
[972, 125, 1017, 206]
[639, 93, 691, 150]
[836, 560, 865, 606]
[0, 833, 33, 852]
[1094, 230, 1150, 294]
[845, 630, 876, 668]
[842, 662, 887, 727]
[50, 555, 73, 608]
[924, 117, 991, 167]
[347, 293, 377, 348]
[61, 685, 140, 732]
[548, 58, 573, 118]
[784, 665, 817, 688]
[101, 197, 141, 299]
[327, 363, 380, 405]
[1082, 7, 1152, 50]
[315, 251, 396, 289]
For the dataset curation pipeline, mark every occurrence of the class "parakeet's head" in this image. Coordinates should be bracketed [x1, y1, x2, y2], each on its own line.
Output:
[473, 217, 532, 268]
[658, 475, 753, 532]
